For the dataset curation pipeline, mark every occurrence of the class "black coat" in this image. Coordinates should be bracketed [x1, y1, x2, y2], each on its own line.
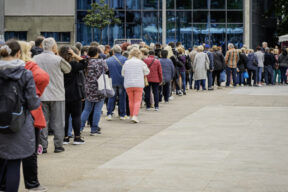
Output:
[264, 52, 275, 67]
[237, 53, 248, 72]
[213, 51, 225, 71]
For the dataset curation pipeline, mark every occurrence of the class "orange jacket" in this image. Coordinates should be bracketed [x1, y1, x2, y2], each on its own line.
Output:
[25, 61, 50, 129]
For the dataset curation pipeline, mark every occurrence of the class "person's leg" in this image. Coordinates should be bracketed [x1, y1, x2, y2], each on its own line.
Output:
[22, 128, 40, 189]
[50, 101, 65, 149]
[107, 86, 117, 116]
[133, 88, 144, 116]
[68, 115, 73, 137]
[6, 159, 21, 192]
[126, 88, 134, 117]
[258, 67, 263, 84]
[226, 68, 231, 86]
[253, 69, 257, 86]
[64, 102, 71, 138]
[70, 100, 82, 137]
[151, 83, 160, 108]
[180, 71, 186, 92]
[202, 79, 206, 90]
[40, 101, 50, 150]
[212, 71, 216, 86]
[232, 68, 237, 86]
[277, 69, 281, 84]
[195, 80, 200, 90]
[217, 71, 221, 86]
[189, 70, 193, 89]
[144, 85, 151, 109]
[91, 100, 104, 133]
[264, 67, 269, 84]
[80, 100, 93, 132]
[118, 86, 127, 117]
[159, 85, 163, 102]
[163, 82, 170, 102]
[207, 71, 213, 89]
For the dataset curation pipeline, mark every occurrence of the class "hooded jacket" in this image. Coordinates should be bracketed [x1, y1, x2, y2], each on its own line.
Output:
[25, 61, 50, 129]
[0, 59, 40, 160]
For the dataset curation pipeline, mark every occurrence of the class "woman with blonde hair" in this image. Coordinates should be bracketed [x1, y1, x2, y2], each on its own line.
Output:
[122, 48, 150, 123]
[19, 41, 49, 191]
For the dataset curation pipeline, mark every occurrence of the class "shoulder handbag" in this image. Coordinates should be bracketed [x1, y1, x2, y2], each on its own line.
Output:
[97, 66, 115, 98]
[144, 59, 156, 87]
[113, 56, 123, 66]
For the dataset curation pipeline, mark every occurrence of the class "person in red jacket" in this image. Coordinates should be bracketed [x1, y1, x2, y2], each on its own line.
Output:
[143, 50, 163, 111]
[19, 41, 49, 192]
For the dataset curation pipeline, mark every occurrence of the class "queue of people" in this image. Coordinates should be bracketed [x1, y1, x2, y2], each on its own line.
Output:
[0, 37, 288, 192]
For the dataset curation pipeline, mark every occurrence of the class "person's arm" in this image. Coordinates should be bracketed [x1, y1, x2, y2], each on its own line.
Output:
[23, 70, 41, 111]
[158, 61, 163, 83]
[60, 58, 72, 74]
[225, 51, 229, 65]
[143, 61, 150, 75]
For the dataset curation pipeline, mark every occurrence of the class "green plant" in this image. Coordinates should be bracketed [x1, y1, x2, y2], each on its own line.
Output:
[83, 0, 121, 43]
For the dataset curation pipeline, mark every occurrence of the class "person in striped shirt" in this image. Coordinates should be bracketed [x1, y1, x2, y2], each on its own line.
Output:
[225, 43, 239, 87]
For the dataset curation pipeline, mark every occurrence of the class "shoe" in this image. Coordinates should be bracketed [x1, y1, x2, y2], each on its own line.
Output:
[155, 107, 159, 111]
[165, 101, 169, 104]
[120, 115, 129, 120]
[131, 116, 140, 123]
[169, 96, 174, 101]
[176, 91, 183, 96]
[42, 148, 47, 154]
[63, 137, 70, 145]
[28, 185, 48, 192]
[90, 131, 101, 136]
[73, 137, 85, 145]
[54, 147, 65, 153]
[105, 115, 112, 121]
[146, 108, 151, 111]
[183, 91, 187, 95]
[208, 88, 214, 91]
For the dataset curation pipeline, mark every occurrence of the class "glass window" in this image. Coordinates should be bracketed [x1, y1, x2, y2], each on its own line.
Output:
[194, 0, 208, 9]
[210, 24, 226, 49]
[176, 11, 192, 48]
[166, 11, 176, 43]
[110, 0, 124, 9]
[176, 0, 192, 9]
[166, 0, 174, 9]
[110, 24, 125, 44]
[143, 0, 158, 10]
[142, 11, 159, 45]
[211, 0, 225, 9]
[227, 11, 243, 23]
[77, 0, 92, 10]
[193, 11, 208, 23]
[115, 11, 125, 23]
[93, 27, 108, 45]
[4, 31, 27, 41]
[77, 23, 92, 45]
[126, 11, 141, 39]
[227, 24, 243, 49]
[41, 32, 71, 42]
[127, 0, 141, 9]
[193, 24, 209, 45]
[227, 0, 243, 9]
[210, 11, 226, 23]
[77, 11, 87, 24]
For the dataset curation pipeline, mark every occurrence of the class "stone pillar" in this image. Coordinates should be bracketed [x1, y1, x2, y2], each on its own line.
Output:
[162, 0, 166, 46]
[0, 0, 4, 41]
[244, 0, 251, 48]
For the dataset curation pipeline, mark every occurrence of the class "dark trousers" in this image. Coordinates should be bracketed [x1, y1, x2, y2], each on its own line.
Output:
[212, 70, 221, 86]
[207, 70, 213, 88]
[226, 68, 237, 86]
[22, 128, 40, 189]
[0, 159, 21, 192]
[160, 82, 171, 102]
[248, 69, 257, 86]
[280, 67, 287, 84]
[264, 65, 274, 85]
[144, 82, 160, 108]
[195, 79, 206, 90]
[65, 100, 82, 138]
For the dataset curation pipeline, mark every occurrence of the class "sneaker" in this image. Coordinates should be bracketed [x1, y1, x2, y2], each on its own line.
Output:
[28, 185, 48, 192]
[169, 96, 174, 101]
[54, 147, 65, 153]
[165, 101, 169, 104]
[146, 108, 151, 111]
[208, 87, 214, 91]
[90, 131, 101, 136]
[131, 116, 140, 123]
[105, 115, 112, 121]
[42, 148, 47, 154]
[73, 138, 85, 145]
[63, 137, 70, 145]
[183, 91, 187, 95]
[155, 107, 159, 111]
[120, 115, 129, 120]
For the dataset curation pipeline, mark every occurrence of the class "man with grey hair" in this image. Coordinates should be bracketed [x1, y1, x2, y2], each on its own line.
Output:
[105, 45, 128, 121]
[225, 43, 239, 87]
[34, 37, 71, 153]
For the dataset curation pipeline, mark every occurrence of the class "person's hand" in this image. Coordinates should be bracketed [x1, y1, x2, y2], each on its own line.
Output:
[68, 49, 76, 58]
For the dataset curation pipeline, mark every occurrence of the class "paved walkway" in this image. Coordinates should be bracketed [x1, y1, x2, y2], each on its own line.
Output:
[20, 86, 288, 192]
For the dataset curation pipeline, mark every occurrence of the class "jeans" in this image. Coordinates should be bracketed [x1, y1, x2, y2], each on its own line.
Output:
[212, 70, 221, 86]
[248, 69, 258, 86]
[274, 69, 281, 84]
[68, 116, 73, 137]
[188, 70, 193, 88]
[107, 85, 126, 117]
[179, 71, 186, 92]
[195, 79, 206, 90]
[258, 67, 263, 84]
[237, 72, 244, 85]
[264, 65, 274, 85]
[0, 159, 21, 192]
[65, 100, 82, 137]
[226, 68, 237, 86]
[126, 87, 143, 116]
[280, 67, 287, 84]
[81, 100, 104, 133]
[144, 82, 160, 108]
[207, 70, 213, 88]
[160, 82, 171, 102]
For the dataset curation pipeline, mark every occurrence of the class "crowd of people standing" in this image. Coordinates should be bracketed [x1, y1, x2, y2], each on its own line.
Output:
[0, 36, 288, 192]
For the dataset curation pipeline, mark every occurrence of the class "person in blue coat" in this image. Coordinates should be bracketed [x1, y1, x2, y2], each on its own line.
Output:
[246, 49, 258, 86]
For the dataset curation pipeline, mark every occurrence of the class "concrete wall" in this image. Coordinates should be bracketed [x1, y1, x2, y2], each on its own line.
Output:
[5, 16, 75, 44]
[5, 0, 75, 16]
[244, 0, 251, 48]
[0, 0, 4, 41]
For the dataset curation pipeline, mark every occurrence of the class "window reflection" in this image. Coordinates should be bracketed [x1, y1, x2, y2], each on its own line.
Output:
[143, 11, 159, 44]
[193, 11, 208, 23]
[211, 0, 225, 9]
[193, 24, 209, 46]
[176, 0, 192, 9]
[127, 0, 141, 9]
[143, 0, 158, 10]
[227, 11, 243, 23]
[166, 0, 174, 9]
[227, 0, 243, 9]
[93, 28, 108, 45]
[227, 24, 243, 48]
[110, 0, 124, 9]
[110, 24, 125, 44]
[194, 0, 208, 9]
[77, 23, 92, 45]
[176, 12, 192, 48]
[167, 11, 176, 43]
[126, 11, 141, 38]
[210, 24, 226, 50]
[210, 11, 226, 23]
[77, 0, 92, 10]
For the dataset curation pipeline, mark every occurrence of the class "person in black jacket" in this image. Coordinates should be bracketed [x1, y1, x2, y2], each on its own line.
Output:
[212, 46, 225, 87]
[59, 46, 88, 145]
[31, 36, 44, 58]
[264, 48, 275, 85]
[237, 48, 248, 86]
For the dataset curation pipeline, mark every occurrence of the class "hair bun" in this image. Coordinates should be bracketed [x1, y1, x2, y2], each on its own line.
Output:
[0, 45, 12, 57]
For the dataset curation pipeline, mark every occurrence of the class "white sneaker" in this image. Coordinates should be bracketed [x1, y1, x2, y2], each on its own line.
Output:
[120, 115, 129, 120]
[155, 108, 159, 111]
[131, 116, 140, 123]
[169, 96, 174, 101]
[28, 185, 48, 192]
[105, 115, 112, 121]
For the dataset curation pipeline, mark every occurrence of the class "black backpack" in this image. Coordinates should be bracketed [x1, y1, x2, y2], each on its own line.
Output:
[0, 77, 25, 134]
[185, 55, 192, 70]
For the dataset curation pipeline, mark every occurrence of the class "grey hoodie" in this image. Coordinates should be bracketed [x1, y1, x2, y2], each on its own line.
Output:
[0, 59, 40, 160]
